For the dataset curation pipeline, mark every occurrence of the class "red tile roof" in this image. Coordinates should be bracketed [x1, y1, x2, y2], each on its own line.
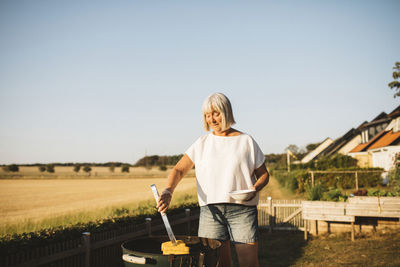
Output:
[350, 143, 370, 153]
[368, 130, 400, 150]
[349, 130, 388, 153]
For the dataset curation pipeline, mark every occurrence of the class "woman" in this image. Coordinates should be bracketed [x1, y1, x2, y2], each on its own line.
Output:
[157, 93, 269, 267]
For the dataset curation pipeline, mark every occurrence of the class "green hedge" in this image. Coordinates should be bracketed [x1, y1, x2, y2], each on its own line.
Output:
[273, 169, 383, 193]
[291, 154, 358, 170]
[273, 170, 309, 193]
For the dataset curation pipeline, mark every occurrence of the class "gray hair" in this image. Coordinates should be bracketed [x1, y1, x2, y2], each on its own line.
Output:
[201, 93, 236, 131]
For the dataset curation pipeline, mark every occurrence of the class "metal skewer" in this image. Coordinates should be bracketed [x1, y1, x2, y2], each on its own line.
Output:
[150, 184, 177, 245]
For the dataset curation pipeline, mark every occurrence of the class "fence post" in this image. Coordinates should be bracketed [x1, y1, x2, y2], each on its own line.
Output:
[185, 208, 191, 236]
[304, 220, 308, 241]
[355, 172, 359, 191]
[82, 232, 90, 267]
[145, 218, 152, 236]
[311, 171, 314, 187]
[268, 197, 273, 233]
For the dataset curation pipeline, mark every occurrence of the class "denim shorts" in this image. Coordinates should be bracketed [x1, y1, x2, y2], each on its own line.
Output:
[198, 203, 259, 244]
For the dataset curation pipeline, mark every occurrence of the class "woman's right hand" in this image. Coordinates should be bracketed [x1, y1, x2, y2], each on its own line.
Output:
[156, 189, 172, 213]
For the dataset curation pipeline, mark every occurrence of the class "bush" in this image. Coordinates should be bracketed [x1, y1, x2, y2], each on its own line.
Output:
[46, 165, 55, 173]
[388, 166, 400, 186]
[83, 166, 92, 173]
[387, 191, 400, 197]
[274, 170, 309, 193]
[322, 187, 347, 202]
[159, 165, 167, 171]
[305, 183, 323, 200]
[38, 165, 46, 172]
[387, 164, 400, 196]
[357, 171, 381, 187]
[335, 175, 354, 189]
[121, 165, 130, 173]
[9, 164, 19, 172]
[73, 165, 80, 173]
[367, 189, 386, 196]
[2, 165, 19, 172]
[109, 165, 115, 173]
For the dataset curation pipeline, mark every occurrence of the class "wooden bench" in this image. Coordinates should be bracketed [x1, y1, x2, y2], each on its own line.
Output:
[302, 197, 400, 241]
[347, 196, 400, 218]
[302, 201, 356, 241]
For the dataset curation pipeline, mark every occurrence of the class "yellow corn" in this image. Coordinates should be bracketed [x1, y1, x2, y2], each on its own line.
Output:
[161, 240, 189, 255]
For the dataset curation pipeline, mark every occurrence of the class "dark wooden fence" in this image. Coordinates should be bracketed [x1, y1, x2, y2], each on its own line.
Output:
[2, 209, 199, 267]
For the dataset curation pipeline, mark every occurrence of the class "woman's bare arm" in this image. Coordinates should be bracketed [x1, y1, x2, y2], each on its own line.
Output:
[157, 154, 194, 213]
[253, 163, 269, 192]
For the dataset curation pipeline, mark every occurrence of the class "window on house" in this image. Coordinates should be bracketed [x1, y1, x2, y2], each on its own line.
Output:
[361, 129, 369, 143]
[369, 126, 376, 137]
[394, 118, 400, 132]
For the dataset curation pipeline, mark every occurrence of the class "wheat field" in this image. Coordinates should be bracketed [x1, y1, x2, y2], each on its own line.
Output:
[0, 177, 196, 225]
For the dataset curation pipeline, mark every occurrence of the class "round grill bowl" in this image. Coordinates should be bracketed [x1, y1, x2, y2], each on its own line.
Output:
[121, 235, 221, 267]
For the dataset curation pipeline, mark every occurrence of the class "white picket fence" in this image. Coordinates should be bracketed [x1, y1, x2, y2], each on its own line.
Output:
[258, 199, 304, 231]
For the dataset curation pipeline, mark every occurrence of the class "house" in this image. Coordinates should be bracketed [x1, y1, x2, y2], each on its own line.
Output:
[301, 138, 333, 163]
[348, 105, 400, 171]
[369, 130, 400, 171]
[304, 105, 400, 170]
[319, 109, 396, 159]
[348, 130, 389, 168]
[317, 125, 365, 158]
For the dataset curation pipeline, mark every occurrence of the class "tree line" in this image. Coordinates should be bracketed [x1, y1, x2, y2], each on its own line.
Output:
[1, 162, 133, 167]
[1, 163, 132, 173]
[134, 154, 184, 167]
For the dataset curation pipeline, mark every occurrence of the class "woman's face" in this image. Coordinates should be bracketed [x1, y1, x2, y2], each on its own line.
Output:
[205, 109, 223, 133]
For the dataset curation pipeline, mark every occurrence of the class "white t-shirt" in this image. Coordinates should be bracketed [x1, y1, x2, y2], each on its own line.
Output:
[185, 132, 265, 206]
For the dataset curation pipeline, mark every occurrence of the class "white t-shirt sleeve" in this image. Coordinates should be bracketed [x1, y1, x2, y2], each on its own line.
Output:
[252, 138, 266, 169]
[185, 136, 201, 163]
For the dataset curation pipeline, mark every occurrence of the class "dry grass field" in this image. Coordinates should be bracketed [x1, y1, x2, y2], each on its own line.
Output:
[0, 178, 196, 225]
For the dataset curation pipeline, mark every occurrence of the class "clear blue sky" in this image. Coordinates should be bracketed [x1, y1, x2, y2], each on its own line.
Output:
[0, 0, 399, 164]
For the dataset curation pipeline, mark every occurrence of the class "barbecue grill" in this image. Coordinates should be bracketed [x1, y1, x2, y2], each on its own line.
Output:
[121, 235, 221, 267]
